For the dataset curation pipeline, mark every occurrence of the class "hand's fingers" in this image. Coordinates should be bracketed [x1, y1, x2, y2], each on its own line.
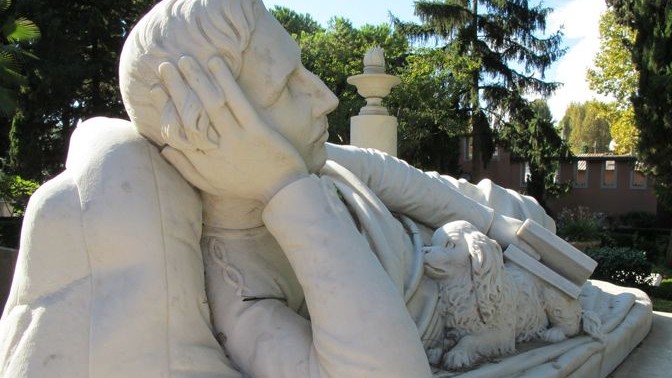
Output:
[207, 56, 262, 129]
[158, 62, 191, 115]
[149, 85, 193, 150]
[160, 60, 217, 150]
[159, 62, 200, 145]
[178, 56, 226, 114]
[182, 104, 217, 150]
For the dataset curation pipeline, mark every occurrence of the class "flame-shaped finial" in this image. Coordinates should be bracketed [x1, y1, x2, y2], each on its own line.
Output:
[363, 46, 386, 74]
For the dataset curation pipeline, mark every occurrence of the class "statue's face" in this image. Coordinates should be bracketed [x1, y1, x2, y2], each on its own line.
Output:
[236, 7, 339, 173]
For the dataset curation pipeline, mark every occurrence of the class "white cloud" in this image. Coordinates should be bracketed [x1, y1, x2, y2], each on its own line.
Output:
[546, 0, 608, 122]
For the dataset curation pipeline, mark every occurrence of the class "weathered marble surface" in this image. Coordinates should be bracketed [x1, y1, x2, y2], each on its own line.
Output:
[0, 118, 239, 377]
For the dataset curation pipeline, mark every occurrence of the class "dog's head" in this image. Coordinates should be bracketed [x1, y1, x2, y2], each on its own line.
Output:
[423, 221, 473, 279]
[424, 220, 505, 323]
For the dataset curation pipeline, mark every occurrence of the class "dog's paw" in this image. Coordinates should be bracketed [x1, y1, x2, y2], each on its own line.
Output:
[443, 348, 476, 369]
[541, 327, 567, 343]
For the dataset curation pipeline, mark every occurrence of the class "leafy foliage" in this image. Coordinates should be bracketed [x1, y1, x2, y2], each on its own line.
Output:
[395, 0, 565, 179]
[585, 246, 653, 286]
[607, 0, 672, 210]
[5, 0, 156, 181]
[388, 48, 469, 174]
[556, 206, 605, 242]
[0, 171, 38, 216]
[0, 0, 39, 116]
[586, 9, 638, 154]
[587, 9, 638, 107]
[498, 99, 570, 204]
[270, 5, 323, 36]
[559, 101, 612, 154]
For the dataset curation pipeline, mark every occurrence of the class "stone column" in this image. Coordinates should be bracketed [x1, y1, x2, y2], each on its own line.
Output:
[347, 47, 401, 156]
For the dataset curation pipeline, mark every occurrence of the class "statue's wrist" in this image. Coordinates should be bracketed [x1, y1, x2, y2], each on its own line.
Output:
[261, 171, 310, 204]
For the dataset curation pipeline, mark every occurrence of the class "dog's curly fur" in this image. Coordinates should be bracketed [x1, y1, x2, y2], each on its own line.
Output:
[423, 221, 602, 370]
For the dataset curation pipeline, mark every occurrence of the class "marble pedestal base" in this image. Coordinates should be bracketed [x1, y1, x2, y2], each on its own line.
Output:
[350, 114, 398, 156]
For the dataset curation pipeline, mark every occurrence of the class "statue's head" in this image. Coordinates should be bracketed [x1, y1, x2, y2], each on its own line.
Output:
[119, 0, 338, 181]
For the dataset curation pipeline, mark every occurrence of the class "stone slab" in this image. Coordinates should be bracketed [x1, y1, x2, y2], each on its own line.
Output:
[609, 311, 672, 378]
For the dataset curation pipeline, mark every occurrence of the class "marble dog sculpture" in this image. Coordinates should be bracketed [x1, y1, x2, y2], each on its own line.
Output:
[423, 221, 603, 369]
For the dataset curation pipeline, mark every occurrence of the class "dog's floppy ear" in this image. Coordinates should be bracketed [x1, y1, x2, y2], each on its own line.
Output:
[466, 229, 505, 323]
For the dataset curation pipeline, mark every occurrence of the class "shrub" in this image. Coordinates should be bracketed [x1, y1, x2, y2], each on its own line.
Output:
[0, 173, 39, 216]
[585, 246, 653, 286]
[650, 279, 672, 300]
[556, 206, 605, 242]
[618, 211, 658, 229]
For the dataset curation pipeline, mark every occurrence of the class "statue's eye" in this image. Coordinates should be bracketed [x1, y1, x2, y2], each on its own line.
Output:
[443, 239, 455, 249]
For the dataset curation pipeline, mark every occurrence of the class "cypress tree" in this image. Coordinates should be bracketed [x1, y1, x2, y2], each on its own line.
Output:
[395, 0, 564, 180]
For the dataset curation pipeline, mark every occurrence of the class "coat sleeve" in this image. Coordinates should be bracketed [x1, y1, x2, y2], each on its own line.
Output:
[326, 143, 556, 232]
[326, 143, 496, 231]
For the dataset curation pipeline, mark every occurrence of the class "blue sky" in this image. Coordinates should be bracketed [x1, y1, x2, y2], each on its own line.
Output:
[263, 0, 607, 122]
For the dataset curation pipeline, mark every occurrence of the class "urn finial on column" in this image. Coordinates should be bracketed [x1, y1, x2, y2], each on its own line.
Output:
[347, 47, 401, 156]
[347, 46, 401, 116]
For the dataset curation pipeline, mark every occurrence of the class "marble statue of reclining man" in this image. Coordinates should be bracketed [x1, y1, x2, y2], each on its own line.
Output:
[119, 0, 558, 376]
[0, 1, 588, 377]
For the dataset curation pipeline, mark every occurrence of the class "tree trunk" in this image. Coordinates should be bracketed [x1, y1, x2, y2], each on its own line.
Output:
[469, 0, 482, 181]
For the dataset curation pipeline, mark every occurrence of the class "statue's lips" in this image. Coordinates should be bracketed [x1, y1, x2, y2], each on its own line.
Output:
[315, 130, 329, 144]
[310, 120, 329, 144]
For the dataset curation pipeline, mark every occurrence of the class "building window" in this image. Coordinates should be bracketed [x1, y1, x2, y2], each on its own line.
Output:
[574, 160, 588, 188]
[601, 160, 617, 188]
[631, 162, 647, 189]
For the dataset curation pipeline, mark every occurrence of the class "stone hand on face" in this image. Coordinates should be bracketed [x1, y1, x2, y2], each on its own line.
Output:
[237, 8, 339, 174]
[155, 5, 340, 202]
[423, 224, 471, 279]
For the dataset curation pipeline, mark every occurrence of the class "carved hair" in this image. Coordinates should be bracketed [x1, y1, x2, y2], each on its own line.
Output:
[438, 221, 505, 324]
[119, 0, 261, 148]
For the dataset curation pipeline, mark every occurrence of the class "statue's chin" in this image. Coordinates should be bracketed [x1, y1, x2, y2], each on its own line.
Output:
[307, 144, 328, 174]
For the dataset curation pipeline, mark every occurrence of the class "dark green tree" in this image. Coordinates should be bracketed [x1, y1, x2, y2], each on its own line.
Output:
[607, 0, 672, 210]
[387, 47, 469, 174]
[0, 0, 39, 116]
[499, 99, 570, 206]
[607, 0, 672, 266]
[270, 6, 323, 36]
[395, 0, 564, 180]
[7, 0, 156, 181]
